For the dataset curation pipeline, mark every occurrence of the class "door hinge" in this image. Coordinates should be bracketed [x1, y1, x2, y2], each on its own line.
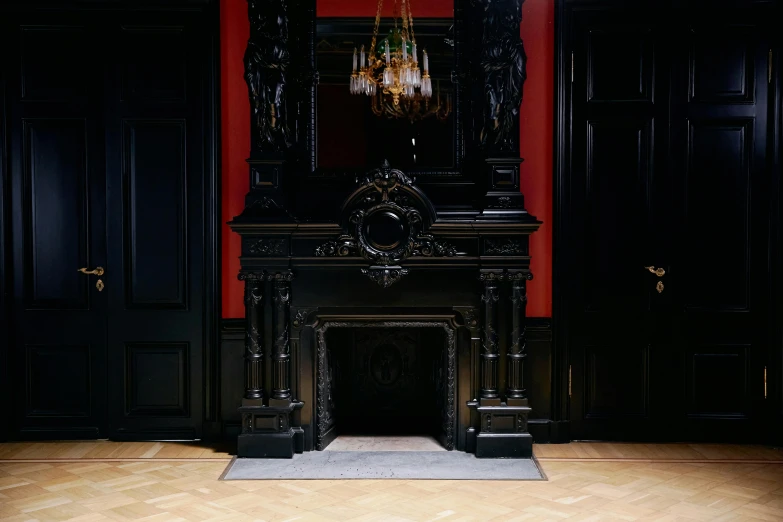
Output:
[568, 365, 572, 397]
[764, 366, 768, 399]
[570, 52, 574, 83]
[769, 49, 773, 84]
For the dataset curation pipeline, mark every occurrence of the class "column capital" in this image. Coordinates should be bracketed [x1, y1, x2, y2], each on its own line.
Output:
[238, 270, 267, 282]
[268, 270, 294, 282]
[479, 269, 506, 281]
[507, 269, 533, 281]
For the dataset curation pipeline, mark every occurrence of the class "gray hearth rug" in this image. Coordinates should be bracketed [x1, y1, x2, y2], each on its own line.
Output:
[219, 451, 546, 480]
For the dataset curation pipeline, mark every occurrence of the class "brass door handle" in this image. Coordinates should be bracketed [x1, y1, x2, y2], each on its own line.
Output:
[644, 266, 665, 277]
[78, 266, 105, 276]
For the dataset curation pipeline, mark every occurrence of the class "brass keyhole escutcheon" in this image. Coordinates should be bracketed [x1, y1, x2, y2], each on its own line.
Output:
[656, 280, 664, 294]
[96, 279, 104, 292]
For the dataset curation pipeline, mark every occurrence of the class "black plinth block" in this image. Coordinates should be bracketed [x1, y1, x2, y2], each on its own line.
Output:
[238, 403, 303, 458]
[474, 403, 533, 458]
[238, 431, 298, 459]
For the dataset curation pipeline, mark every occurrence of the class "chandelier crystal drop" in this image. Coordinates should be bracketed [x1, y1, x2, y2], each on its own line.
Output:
[349, 0, 433, 108]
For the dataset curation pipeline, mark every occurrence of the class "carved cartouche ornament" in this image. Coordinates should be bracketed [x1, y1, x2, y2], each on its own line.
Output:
[478, 0, 527, 152]
[361, 266, 410, 288]
[314, 161, 460, 287]
[244, 0, 291, 152]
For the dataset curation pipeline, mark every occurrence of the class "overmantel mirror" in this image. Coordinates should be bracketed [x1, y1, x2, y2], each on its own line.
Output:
[241, 0, 531, 223]
[315, 11, 458, 173]
[299, 0, 468, 217]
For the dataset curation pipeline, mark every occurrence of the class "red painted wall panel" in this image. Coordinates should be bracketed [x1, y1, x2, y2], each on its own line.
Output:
[221, 0, 250, 319]
[220, 0, 553, 318]
[519, 0, 554, 317]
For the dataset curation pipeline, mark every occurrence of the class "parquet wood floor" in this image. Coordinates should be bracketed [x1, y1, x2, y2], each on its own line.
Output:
[1, 441, 782, 521]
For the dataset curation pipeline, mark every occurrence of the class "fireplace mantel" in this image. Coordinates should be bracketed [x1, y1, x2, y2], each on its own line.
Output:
[230, 161, 540, 458]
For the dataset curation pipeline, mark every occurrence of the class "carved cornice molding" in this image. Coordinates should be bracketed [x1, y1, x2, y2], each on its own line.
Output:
[248, 238, 286, 256]
[238, 270, 294, 282]
[485, 238, 526, 256]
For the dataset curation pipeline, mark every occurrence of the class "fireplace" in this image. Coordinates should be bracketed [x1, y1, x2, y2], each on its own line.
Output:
[316, 323, 456, 450]
[230, 0, 540, 460]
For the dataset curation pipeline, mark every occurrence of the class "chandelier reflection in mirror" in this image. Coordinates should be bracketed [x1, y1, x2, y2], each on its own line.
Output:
[349, 0, 451, 122]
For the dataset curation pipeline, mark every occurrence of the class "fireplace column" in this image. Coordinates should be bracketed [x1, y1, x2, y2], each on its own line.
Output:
[507, 269, 533, 403]
[237, 267, 303, 458]
[270, 270, 293, 404]
[238, 271, 266, 405]
[479, 270, 504, 403]
[474, 267, 533, 459]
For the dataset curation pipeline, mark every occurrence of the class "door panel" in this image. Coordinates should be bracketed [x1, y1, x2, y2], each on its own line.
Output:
[105, 14, 205, 440]
[6, 15, 108, 439]
[24, 119, 90, 309]
[123, 119, 187, 309]
[668, 20, 770, 435]
[567, 9, 666, 439]
[682, 119, 752, 310]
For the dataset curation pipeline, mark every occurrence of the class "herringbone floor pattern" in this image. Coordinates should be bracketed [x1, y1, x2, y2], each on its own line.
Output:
[1, 442, 783, 521]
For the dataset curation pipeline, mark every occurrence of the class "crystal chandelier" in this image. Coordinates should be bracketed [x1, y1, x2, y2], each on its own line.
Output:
[349, 0, 433, 108]
[370, 80, 451, 122]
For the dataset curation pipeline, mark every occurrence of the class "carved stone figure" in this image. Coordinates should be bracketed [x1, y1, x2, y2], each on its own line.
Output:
[244, 0, 291, 152]
[478, 0, 527, 152]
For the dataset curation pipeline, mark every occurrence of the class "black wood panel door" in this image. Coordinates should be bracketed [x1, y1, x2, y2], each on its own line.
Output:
[566, 7, 670, 440]
[103, 11, 207, 440]
[564, 2, 776, 442]
[4, 13, 109, 439]
[3, 5, 215, 441]
[665, 13, 772, 439]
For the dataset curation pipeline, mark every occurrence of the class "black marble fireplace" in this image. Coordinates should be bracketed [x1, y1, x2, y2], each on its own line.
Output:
[229, 0, 540, 458]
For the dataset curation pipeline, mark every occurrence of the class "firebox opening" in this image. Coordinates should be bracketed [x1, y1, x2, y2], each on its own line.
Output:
[323, 327, 450, 449]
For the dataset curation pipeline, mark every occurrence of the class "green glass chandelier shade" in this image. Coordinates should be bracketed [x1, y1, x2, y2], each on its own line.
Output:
[376, 28, 414, 60]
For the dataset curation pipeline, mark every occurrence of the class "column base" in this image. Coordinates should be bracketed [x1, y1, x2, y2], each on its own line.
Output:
[474, 402, 533, 458]
[238, 403, 303, 459]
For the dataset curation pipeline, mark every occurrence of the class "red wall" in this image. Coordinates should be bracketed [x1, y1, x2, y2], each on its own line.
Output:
[221, 0, 553, 318]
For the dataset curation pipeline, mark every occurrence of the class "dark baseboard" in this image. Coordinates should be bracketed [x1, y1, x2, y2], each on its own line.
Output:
[220, 318, 245, 439]
[201, 421, 223, 442]
[529, 420, 571, 444]
[18, 427, 101, 440]
[110, 428, 197, 441]
[223, 422, 242, 442]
